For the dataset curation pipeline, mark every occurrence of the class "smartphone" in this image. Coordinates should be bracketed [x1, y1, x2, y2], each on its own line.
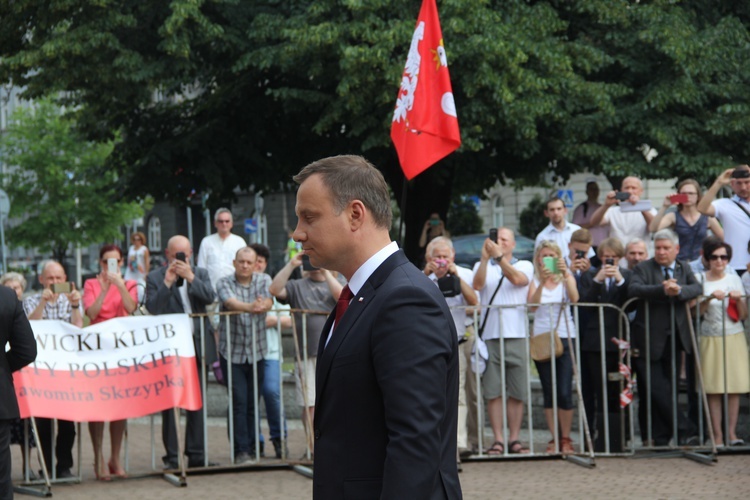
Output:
[489, 228, 498, 243]
[302, 254, 318, 271]
[50, 282, 72, 294]
[575, 249, 586, 259]
[542, 256, 559, 274]
[669, 193, 689, 204]
[175, 251, 186, 287]
[107, 258, 119, 274]
[605, 258, 615, 266]
[615, 192, 631, 202]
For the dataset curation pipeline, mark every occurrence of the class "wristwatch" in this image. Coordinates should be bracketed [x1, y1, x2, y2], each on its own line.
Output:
[494, 255, 504, 264]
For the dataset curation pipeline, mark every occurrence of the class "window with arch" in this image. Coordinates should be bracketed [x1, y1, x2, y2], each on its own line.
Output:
[492, 195, 504, 229]
[148, 216, 162, 251]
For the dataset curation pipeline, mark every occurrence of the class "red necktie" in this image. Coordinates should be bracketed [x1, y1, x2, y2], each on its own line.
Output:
[334, 285, 354, 331]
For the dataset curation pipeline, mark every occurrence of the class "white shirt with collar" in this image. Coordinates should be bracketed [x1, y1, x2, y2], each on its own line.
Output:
[535, 221, 594, 261]
[197, 232, 247, 291]
[324, 241, 398, 348]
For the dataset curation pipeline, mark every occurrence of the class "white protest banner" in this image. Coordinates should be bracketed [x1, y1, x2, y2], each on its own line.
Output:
[13, 314, 202, 421]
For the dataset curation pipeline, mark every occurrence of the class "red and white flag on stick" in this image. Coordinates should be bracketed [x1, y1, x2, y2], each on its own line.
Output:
[391, 0, 461, 180]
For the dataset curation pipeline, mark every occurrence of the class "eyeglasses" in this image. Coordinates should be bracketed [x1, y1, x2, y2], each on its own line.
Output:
[216, 219, 231, 223]
[708, 254, 729, 261]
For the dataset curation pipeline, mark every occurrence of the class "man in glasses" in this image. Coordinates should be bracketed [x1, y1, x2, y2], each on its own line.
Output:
[197, 208, 248, 350]
[698, 165, 750, 276]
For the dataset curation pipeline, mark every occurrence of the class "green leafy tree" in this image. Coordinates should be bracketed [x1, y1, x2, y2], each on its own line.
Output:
[0, 99, 143, 263]
[2, 1, 750, 261]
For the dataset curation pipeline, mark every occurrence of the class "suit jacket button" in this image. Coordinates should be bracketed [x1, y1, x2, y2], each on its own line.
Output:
[314, 429, 321, 439]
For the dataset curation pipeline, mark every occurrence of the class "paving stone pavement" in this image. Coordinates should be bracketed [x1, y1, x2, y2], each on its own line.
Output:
[10, 416, 749, 499]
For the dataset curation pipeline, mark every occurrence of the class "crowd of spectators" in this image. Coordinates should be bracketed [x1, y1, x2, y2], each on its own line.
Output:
[3, 166, 750, 484]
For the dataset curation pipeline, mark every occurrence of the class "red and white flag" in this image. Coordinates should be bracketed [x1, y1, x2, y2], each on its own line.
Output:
[391, 0, 461, 180]
[13, 315, 202, 421]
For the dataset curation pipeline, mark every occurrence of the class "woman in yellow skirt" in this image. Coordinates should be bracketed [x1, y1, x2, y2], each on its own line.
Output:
[698, 238, 748, 447]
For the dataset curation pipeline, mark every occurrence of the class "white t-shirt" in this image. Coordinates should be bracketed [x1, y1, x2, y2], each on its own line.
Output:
[711, 197, 750, 271]
[197, 233, 247, 290]
[531, 280, 575, 339]
[472, 259, 534, 340]
[602, 206, 657, 247]
[429, 265, 476, 340]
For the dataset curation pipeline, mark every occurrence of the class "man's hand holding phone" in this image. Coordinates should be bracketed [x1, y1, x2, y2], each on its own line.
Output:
[166, 251, 193, 287]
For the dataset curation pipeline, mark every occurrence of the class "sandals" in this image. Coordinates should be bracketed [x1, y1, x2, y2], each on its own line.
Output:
[508, 440, 530, 454]
[485, 441, 504, 455]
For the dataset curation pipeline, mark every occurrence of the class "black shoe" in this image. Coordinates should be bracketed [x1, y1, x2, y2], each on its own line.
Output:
[259, 441, 265, 458]
[187, 458, 220, 468]
[56, 468, 74, 479]
[162, 459, 179, 470]
[679, 435, 700, 447]
[272, 438, 288, 459]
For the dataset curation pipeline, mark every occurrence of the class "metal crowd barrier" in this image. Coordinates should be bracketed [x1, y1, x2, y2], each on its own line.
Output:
[14, 308, 327, 492]
[459, 295, 750, 466]
[460, 301, 634, 467]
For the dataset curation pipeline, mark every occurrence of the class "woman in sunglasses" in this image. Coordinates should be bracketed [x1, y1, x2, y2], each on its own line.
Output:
[697, 238, 748, 447]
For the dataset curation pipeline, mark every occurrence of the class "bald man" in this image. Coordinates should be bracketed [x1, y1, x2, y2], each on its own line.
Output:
[589, 176, 657, 247]
[23, 260, 82, 479]
[146, 235, 216, 469]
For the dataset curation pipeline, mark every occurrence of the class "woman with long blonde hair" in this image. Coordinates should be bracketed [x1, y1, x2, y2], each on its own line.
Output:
[527, 240, 579, 454]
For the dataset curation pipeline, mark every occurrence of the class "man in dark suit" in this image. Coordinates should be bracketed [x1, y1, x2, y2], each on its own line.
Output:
[578, 237, 632, 451]
[293, 155, 462, 499]
[1, 285, 37, 499]
[628, 229, 701, 446]
[146, 235, 216, 469]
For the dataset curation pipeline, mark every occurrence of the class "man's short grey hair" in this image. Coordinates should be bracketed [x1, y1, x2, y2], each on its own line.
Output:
[426, 236, 454, 258]
[214, 208, 233, 222]
[653, 229, 679, 246]
[37, 260, 59, 277]
[625, 238, 646, 250]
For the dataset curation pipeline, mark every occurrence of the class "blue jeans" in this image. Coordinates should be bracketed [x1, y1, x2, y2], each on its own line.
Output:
[534, 339, 575, 410]
[220, 357, 263, 454]
[258, 359, 287, 443]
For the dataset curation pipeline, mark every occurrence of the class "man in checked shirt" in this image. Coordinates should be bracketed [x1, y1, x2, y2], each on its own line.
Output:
[216, 246, 273, 464]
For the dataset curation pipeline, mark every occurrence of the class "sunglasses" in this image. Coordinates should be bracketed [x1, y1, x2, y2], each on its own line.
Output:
[708, 254, 729, 261]
[216, 219, 232, 223]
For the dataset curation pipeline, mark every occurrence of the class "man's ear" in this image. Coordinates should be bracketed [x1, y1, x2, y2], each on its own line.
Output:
[349, 200, 366, 230]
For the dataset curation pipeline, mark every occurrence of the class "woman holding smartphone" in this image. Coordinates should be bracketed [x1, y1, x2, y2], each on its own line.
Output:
[83, 244, 138, 480]
[527, 240, 579, 454]
[649, 179, 723, 261]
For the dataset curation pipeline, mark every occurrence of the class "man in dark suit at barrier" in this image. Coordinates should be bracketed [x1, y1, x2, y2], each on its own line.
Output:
[629, 229, 701, 446]
[293, 155, 462, 499]
[146, 235, 216, 469]
[579, 237, 632, 451]
[1, 286, 37, 499]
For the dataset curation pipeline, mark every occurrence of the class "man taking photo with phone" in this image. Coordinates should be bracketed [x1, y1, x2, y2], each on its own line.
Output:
[422, 236, 478, 467]
[697, 165, 750, 276]
[146, 235, 216, 470]
[23, 261, 82, 479]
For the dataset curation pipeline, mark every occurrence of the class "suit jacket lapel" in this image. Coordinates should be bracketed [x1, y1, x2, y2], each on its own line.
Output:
[314, 250, 408, 414]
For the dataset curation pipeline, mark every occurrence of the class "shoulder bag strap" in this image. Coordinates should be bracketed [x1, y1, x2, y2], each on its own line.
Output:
[731, 200, 750, 220]
[477, 274, 505, 340]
